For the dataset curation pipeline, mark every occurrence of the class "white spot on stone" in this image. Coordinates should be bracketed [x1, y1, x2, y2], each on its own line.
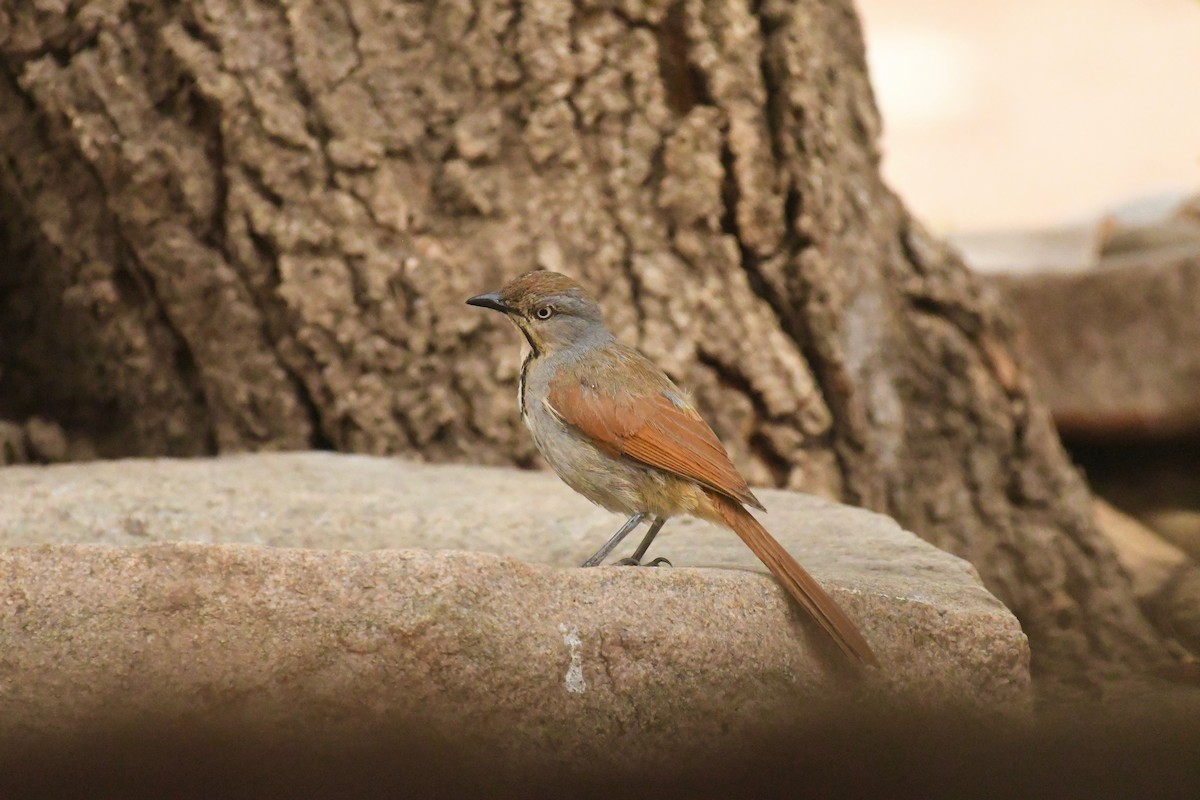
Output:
[559, 623, 586, 694]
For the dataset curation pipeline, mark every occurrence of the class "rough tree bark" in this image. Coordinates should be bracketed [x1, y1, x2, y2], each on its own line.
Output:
[0, 0, 1173, 683]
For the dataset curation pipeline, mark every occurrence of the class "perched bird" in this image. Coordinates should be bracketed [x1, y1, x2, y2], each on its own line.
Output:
[467, 270, 878, 667]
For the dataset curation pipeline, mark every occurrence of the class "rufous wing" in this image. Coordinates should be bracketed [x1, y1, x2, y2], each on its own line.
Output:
[547, 372, 764, 510]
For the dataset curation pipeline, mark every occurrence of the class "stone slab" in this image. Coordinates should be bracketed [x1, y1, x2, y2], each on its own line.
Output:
[0, 453, 1030, 766]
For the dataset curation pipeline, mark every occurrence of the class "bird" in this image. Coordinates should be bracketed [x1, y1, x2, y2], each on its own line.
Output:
[467, 270, 879, 667]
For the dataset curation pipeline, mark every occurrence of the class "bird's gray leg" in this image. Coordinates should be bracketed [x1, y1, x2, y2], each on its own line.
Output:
[580, 512, 647, 567]
[616, 516, 671, 567]
[630, 516, 668, 562]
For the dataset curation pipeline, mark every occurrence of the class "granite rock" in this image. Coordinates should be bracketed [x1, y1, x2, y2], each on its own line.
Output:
[0, 453, 1030, 766]
[989, 253, 1200, 439]
[1093, 499, 1200, 653]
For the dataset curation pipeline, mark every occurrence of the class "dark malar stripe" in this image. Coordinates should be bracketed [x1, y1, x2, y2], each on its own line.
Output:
[519, 349, 534, 418]
[518, 325, 539, 357]
[516, 322, 539, 418]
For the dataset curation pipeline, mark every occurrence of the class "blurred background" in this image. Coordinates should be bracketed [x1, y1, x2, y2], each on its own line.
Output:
[859, 0, 1200, 270]
[853, 0, 1200, 663]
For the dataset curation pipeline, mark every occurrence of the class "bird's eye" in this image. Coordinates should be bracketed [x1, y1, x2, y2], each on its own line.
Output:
[535, 305, 554, 320]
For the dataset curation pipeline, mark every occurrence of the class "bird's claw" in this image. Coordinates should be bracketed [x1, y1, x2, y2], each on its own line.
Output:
[614, 556, 672, 567]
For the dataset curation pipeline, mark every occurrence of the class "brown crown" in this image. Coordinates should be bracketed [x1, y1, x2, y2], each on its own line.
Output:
[499, 270, 587, 309]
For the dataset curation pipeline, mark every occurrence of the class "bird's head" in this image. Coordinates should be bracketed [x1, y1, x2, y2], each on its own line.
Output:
[467, 270, 610, 355]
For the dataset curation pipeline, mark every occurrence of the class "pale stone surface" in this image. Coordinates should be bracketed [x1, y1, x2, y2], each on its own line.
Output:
[1094, 499, 1200, 653]
[0, 453, 1029, 763]
[1094, 499, 1189, 601]
[1145, 509, 1200, 564]
[990, 253, 1200, 439]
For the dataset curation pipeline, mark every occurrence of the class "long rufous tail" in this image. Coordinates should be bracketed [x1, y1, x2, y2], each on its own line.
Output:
[709, 491, 880, 668]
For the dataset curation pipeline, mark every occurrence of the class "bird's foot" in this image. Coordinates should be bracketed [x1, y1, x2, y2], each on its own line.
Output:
[614, 556, 672, 567]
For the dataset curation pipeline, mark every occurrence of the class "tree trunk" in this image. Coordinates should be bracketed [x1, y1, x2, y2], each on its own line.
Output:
[0, 0, 1172, 683]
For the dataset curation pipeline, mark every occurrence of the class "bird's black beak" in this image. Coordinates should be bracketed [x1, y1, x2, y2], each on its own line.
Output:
[466, 292, 511, 313]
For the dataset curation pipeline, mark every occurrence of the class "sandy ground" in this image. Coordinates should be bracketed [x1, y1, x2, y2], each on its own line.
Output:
[858, 0, 1200, 233]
